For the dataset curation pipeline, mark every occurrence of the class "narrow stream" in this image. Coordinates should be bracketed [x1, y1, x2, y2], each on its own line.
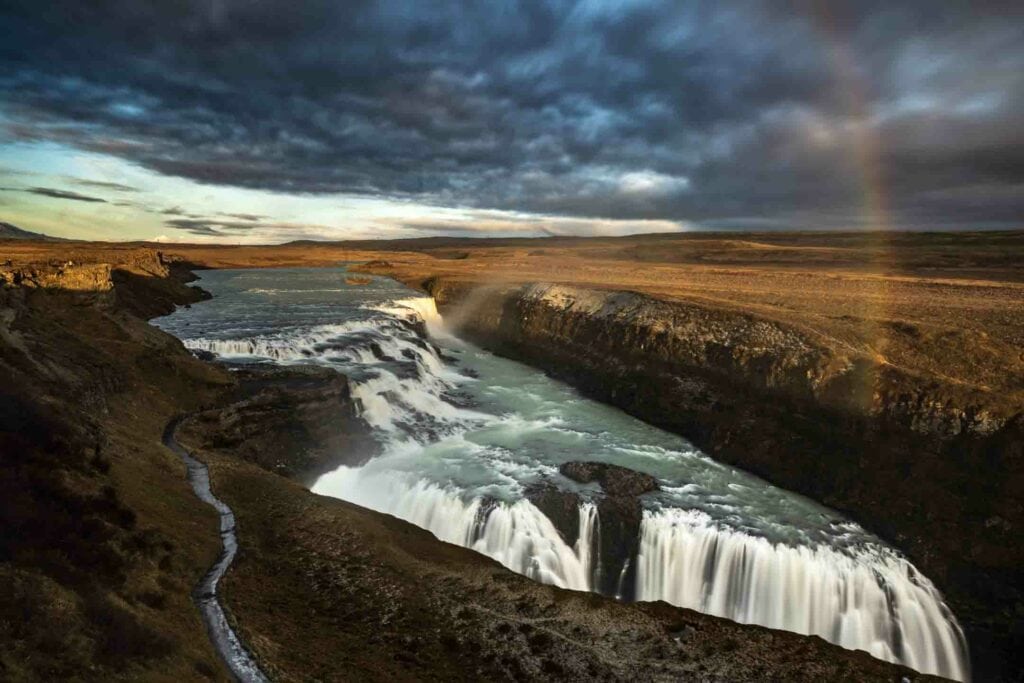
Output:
[162, 419, 269, 683]
[156, 267, 969, 681]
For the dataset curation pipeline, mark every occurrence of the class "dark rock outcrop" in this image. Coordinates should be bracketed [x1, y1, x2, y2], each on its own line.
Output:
[560, 461, 659, 497]
[181, 364, 375, 485]
[110, 255, 211, 319]
[561, 461, 660, 598]
[527, 461, 661, 599]
[525, 483, 582, 547]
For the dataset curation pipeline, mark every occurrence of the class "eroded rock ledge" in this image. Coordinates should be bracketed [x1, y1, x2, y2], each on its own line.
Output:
[180, 364, 375, 485]
[417, 277, 1023, 680]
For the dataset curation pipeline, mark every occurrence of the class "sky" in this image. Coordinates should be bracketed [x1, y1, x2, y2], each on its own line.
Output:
[1, 0, 1022, 243]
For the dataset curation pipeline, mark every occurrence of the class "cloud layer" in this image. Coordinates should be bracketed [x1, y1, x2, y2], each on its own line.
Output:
[2, 0, 1022, 232]
[20, 187, 107, 203]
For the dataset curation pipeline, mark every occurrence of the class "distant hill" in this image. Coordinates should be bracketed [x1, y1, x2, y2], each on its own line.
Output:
[0, 221, 65, 241]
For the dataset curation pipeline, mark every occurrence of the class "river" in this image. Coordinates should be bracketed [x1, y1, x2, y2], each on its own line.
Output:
[155, 266, 968, 681]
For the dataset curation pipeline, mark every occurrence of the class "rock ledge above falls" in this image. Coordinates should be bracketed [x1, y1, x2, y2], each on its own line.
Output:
[559, 461, 660, 498]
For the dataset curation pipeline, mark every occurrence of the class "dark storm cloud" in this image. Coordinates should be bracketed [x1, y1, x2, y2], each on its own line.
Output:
[219, 212, 267, 222]
[1, 0, 1022, 230]
[165, 222, 225, 237]
[164, 217, 261, 235]
[24, 187, 108, 203]
[71, 178, 139, 192]
[163, 215, 338, 239]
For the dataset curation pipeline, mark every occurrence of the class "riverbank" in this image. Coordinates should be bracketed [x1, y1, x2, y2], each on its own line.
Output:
[0, 244, 953, 679]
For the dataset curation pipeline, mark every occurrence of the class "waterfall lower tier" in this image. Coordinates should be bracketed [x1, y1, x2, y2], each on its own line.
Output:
[635, 508, 968, 681]
[313, 468, 597, 591]
[314, 467, 968, 681]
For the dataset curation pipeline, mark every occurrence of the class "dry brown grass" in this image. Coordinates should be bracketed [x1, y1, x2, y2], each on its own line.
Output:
[4, 230, 1022, 407]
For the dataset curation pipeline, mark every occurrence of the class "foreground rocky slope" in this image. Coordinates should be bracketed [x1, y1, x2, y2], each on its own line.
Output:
[180, 426, 938, 682]
[0, 247, 938, 680]
[0, 252, 230, 680]
[400, 276, 1022, 681]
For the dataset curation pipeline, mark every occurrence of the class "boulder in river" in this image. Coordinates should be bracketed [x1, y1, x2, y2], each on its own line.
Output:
[559, 461, 659, 497]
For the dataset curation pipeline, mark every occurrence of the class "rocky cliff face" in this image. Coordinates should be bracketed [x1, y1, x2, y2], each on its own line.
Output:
[0, 249, 209, 317]
[181, 364, 375, 486]
[423, 277, 1024, 681]
[1, 262, 113, 293]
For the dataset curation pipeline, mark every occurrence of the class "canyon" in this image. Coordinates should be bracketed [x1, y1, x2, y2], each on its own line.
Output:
[2, 231, 1021, 680]
[394, 275, 1022, 680]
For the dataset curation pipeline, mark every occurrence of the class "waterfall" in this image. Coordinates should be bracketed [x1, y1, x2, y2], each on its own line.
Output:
[161, 277, 970, 682]
[312, 468, 598, 592]
[635, 508, 969, 681]
[576, 503, 600, 589]
[367, 297, 445, 337]
[314, 460, 969, 680]
[183, 322, 365, 360]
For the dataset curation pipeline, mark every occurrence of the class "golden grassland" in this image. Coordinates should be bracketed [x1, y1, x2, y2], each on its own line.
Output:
[1, 232, 959, 681]
[6, 230, 1022, 409]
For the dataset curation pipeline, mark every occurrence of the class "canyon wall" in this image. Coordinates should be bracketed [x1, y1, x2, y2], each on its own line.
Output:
[422, 277, 1023, 681]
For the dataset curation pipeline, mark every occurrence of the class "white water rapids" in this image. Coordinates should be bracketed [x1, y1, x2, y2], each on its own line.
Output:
[156, 268, 969, 680]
